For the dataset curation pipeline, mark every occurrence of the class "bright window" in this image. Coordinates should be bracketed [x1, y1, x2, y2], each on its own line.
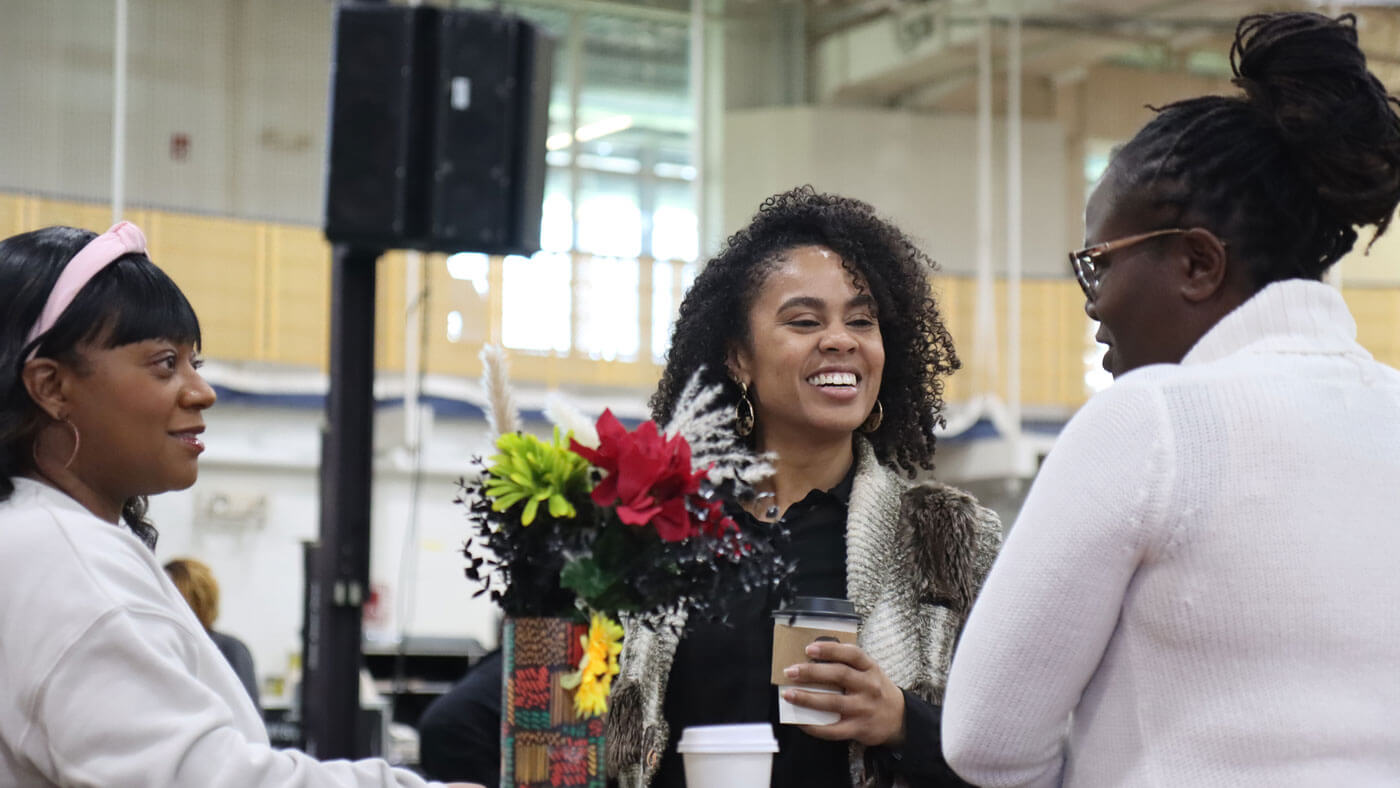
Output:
[502, 253, 571, 354]
[650, 260, 697, 363]
[575, 256, 640, 361]
[454, 0, 698, 362]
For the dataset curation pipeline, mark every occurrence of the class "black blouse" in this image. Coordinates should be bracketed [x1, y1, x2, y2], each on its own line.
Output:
[648, 468, 973, 787]
[652, 472, 855, 787]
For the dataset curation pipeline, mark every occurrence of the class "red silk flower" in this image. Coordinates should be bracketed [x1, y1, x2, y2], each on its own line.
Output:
[692, 495, 738, 539]
[571, 410, 731, 542]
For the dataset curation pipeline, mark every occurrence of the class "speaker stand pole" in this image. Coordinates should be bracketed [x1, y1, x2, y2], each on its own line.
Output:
[307, 243, 380, 759]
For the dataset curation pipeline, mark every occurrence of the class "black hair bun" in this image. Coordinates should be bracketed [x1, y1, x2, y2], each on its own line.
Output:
[1231, 12, 1400, 236]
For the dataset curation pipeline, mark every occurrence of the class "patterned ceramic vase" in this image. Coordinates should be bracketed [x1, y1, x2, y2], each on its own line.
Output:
[501, 617, 607, 788]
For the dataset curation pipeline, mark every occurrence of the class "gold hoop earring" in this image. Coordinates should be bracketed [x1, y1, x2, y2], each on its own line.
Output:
[860, 400, 883, 433]
[735, 381, 756, 437]
[62, 420, 80, 469]
[33, 418, 82, 471]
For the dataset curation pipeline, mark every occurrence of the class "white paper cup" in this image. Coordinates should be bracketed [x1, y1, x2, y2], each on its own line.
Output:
[676, 723, 779, 788]
[778, 685, 843, 725]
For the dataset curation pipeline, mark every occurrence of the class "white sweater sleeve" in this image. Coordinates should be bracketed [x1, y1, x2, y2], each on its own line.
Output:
[24, 607, 443, 788]
[941, 379, 1176, 788]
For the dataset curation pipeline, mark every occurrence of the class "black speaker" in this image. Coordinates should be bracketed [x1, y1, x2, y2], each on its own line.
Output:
[428, 12, 553, 255]
[323, 4, 553, 255]
[323, 4, 438, 248]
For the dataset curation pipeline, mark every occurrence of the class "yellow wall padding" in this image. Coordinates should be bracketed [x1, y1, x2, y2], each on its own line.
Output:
[13, 192, 1396, 411]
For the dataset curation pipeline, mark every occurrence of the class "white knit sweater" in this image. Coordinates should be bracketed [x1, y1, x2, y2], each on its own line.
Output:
[0, 478, 442, 788]
[943, 280, 1400, 787]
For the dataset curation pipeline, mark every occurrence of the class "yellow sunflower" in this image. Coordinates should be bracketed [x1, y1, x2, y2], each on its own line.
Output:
[561, 612, 624, 717]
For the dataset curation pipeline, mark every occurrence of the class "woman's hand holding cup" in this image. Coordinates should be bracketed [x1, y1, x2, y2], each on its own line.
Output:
[782, 642, 906, 747]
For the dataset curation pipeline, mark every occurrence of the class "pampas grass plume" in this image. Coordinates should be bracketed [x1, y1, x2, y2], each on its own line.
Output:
[479, 344, 521, 438]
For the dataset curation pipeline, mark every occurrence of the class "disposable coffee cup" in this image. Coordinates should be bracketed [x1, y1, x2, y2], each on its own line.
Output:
[771, 597, 860, 726]
[676, 723, 779, 788]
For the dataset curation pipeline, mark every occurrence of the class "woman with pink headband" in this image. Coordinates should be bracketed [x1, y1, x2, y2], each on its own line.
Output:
[0, 224, 482, 787]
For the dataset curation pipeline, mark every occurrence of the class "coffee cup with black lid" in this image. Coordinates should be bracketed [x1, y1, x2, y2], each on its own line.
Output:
[770, 596, 860, 725]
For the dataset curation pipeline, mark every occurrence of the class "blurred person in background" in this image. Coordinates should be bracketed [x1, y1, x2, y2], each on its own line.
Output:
[165, 556, 262, 717]
[416, 647, 502, 785]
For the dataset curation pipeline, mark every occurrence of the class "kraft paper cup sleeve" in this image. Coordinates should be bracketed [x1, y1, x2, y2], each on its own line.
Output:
[770, 620, 857, 689]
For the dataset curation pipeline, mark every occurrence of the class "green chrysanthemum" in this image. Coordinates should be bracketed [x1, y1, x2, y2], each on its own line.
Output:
[484, 428, 592, 525]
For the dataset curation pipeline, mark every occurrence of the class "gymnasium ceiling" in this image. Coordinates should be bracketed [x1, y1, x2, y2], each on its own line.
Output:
[550, 0, 1400, 110]
[797, 1, 1400, 109]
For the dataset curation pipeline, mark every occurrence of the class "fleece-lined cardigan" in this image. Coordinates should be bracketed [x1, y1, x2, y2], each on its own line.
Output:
[606, 437, 1003, 787]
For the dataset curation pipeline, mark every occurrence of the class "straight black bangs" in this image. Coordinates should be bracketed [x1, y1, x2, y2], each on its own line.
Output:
[34, 253, 202, 358]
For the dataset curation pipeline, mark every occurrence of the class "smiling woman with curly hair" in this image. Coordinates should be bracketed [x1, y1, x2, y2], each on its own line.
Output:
[650, 185, 959, 476]
[606, 186, 1003, 788]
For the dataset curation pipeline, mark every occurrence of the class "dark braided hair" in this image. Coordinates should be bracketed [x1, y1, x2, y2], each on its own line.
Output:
[650, 186, 960, 477]
[0, 226, 203, 549]
[1111, 12, 1400, 285]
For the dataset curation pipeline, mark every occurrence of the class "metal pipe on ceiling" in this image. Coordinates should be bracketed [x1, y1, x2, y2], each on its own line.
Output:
[974, 8, 997, 403]
[111, 0, 129, 223]
[1006, 7, 1023, 444]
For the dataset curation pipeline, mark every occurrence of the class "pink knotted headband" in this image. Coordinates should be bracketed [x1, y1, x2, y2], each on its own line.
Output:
[24, 221, 149, 361]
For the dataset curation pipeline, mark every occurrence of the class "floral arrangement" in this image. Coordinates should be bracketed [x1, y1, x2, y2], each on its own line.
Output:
[459, 347, 790, 717]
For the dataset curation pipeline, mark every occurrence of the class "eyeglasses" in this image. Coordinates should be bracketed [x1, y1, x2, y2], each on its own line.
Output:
[1069, 228, 1191, 301]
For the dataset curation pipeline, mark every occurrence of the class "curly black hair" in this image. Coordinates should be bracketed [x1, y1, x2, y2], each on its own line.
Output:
[650, 186, 960, 477]
[1111, 12, 1400, 285]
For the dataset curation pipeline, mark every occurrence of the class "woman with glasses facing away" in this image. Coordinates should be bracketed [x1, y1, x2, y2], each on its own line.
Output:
[0, 224, 482, 788]
[943, 12, 1400, 788]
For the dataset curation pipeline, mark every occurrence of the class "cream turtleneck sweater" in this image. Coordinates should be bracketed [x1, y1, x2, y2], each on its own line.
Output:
[944, 280, 1400, 787]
